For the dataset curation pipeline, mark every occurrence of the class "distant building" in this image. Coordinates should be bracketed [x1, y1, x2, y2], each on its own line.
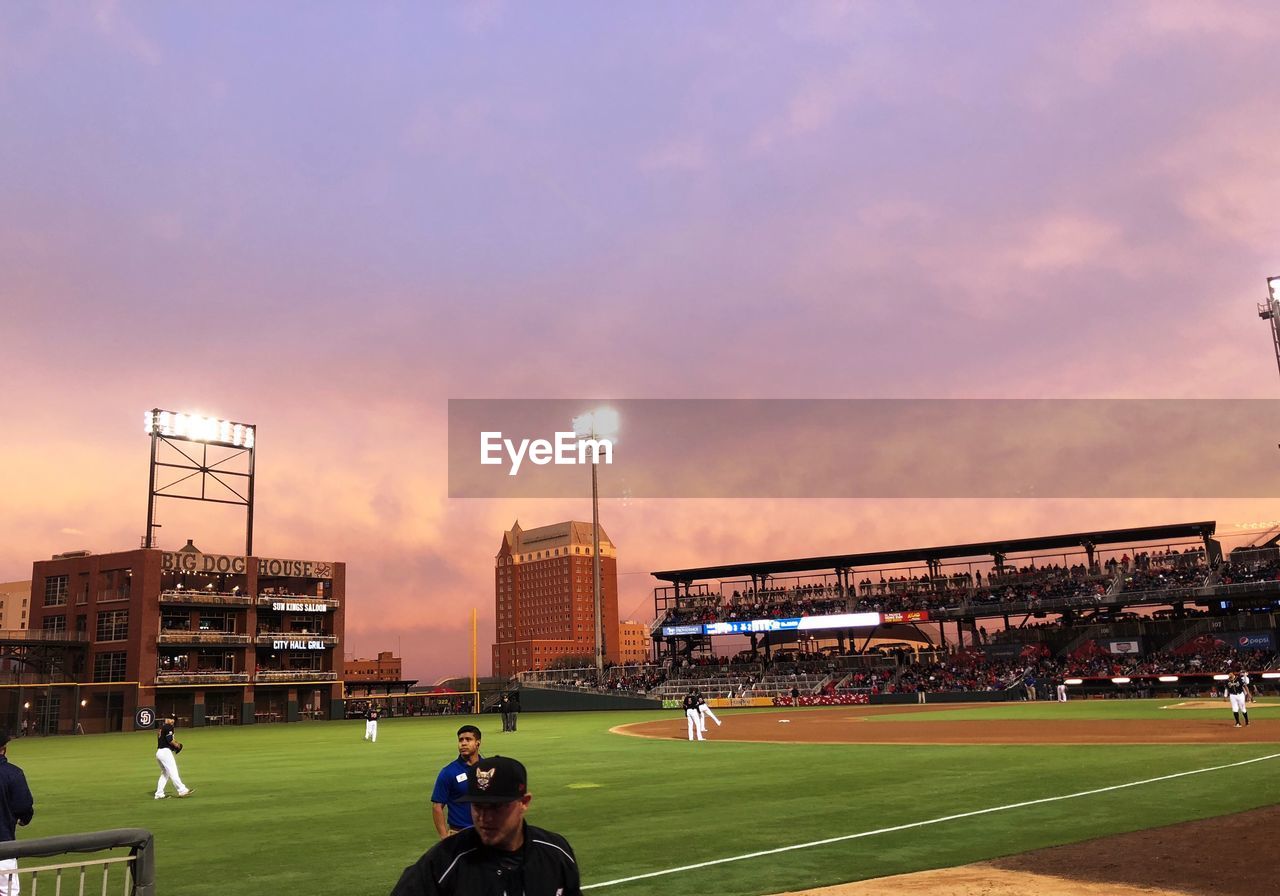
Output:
[492, 520, 620, 677]
[617, 620, 651, 664]
[345, 651, 402, 681]
[0, 581, 30, 631]
[22, 544, 345, 734]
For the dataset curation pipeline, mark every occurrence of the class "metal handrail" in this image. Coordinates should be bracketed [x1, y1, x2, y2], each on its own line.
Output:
[0, 827, 154, 896]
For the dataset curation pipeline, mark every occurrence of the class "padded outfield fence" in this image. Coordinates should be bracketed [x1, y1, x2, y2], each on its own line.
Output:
[0, 828, 155, 895]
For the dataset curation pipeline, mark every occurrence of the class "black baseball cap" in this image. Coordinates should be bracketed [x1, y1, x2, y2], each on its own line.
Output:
[461, 757, 527, 804]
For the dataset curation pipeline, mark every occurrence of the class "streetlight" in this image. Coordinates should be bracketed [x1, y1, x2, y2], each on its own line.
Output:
[571, 407, 620, 678]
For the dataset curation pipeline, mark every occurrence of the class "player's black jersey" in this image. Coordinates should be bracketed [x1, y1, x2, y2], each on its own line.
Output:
[682, 695, 698, 711]
[367, 707, 380, 721]
[1226, 680, 1246, 696]
[157, 723, 175, 750]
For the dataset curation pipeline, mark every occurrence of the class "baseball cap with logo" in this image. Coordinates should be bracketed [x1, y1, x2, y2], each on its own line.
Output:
[460, 756, 528, 804]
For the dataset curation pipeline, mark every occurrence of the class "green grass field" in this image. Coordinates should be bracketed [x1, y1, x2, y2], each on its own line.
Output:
[17, 700, 1280, 895]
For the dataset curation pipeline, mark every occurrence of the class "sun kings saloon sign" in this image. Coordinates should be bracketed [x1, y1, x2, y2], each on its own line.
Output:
[160, 551, 333, 580]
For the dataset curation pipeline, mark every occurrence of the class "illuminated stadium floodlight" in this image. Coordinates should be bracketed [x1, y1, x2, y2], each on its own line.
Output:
[143, 407, 257, 555]
[1257, 277, 1280, 379]
[571, 406, 619, 678]
[1263, 672, 1280, 679]
[145, 410, 255, 448]
[1212, 674, 1230, 681]
[1110, 677, 1131, 684]
[1064, 678, 1083, 686]
[1158, 675, 1179, 683]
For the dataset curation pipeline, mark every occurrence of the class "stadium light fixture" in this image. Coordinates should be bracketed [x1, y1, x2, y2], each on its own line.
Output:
[1269, 276, 1280, 303]
[1212, 674, 1229, 681]
[1110, 677, 1131, 684]
[1158, 675, 1179, 682]
[571, 405, 619, 678]
[1064, 678, 1083, 686]
[145, 409, 255, 448]
[1262, 672, 1280, 679]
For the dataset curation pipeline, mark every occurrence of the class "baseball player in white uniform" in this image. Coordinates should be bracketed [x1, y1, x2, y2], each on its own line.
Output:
[154, 717, 192, 799]
[1225, 673, 1251, 727]
[682, 691, 704, 741]
[695, 690, 721, 731]
[1056, 678, 1068, 702]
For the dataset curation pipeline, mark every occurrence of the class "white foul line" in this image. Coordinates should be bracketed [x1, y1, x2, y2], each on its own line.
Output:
[582, 751, 1280, 890]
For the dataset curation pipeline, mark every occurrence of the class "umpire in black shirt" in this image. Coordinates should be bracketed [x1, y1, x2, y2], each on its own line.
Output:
[391, 756, 580, 896]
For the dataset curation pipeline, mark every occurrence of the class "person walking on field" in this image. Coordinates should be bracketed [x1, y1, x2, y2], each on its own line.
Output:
[364, 703, 380, 742]
[154, 717, 192, 799]
[1225, 672, 1251, 727]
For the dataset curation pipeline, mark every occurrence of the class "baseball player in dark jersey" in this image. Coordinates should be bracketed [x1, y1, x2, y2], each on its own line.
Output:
[364, 704, 380, 742]
[1225, 672, 1251, 727]
[154, 717, 192, 799]
[683, 690, 703, 741]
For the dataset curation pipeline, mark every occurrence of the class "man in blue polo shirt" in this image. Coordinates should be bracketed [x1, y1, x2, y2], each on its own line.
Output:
[0, 733, 35, 896]
[431, 725, 482, 839]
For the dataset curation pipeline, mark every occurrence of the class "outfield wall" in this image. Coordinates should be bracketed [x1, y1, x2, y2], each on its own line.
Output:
[514, 685, 661, 712]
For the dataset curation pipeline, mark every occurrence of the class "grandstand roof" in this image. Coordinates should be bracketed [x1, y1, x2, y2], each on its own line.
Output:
[651, 520, 1217, 584]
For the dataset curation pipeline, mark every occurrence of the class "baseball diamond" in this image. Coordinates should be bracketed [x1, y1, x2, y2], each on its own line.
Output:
[7, 704, 1278, 895]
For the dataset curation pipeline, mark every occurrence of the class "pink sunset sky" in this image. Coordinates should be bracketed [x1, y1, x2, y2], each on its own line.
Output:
[4, 2, 1280, 683]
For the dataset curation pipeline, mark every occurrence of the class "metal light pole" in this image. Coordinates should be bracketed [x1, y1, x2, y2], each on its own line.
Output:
[572, 407, 619, 680]
[590, 456, 603, 678]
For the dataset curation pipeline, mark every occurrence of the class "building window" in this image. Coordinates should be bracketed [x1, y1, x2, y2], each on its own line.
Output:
[44, 576, 68, 607]
[41, 615, 66, 635]
[96, 609, 129, 642]
[93, 652, 127, 682]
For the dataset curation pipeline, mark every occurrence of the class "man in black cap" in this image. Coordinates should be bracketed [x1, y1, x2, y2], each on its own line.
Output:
[392, 756, 581, 895]
[0, 733, 34, 896]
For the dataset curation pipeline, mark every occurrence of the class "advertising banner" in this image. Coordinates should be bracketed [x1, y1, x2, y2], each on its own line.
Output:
[1234, 632, 1274, 650]
[883, 610, 930, 623]
[1107, 640, 1141, 655]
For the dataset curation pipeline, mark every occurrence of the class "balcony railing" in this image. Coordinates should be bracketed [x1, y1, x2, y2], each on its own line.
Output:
[157, 631, 253, 646]
[256, 594, 340, 611]
[158, 590, 253, 607]
[0, 630, 90, 644]
[255, 633, 339, 647]
[255, 670, 338, 683]
[154, 671, 250, 685]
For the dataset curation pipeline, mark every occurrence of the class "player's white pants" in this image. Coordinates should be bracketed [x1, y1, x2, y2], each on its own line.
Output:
[685, 709, 703, 740]
[155, 747, 189, 798]
[1230, 693, 1248, 714]
[365, 720, 378, 741]
[0, 857, 18, 896]
[1056, 685, 1067, 702]
[699, 706, 721, 728]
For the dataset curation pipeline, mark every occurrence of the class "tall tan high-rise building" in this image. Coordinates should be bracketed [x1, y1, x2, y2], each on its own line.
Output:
[492, 521, 619, 677]
[617, 620, 651, 664]
[0, 581, 31, 631]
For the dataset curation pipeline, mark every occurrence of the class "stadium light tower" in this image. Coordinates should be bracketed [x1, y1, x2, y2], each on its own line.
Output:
[571, 406, 620, 678]
[143, 409, 257, 555]
[1257, 277, 1280, 380]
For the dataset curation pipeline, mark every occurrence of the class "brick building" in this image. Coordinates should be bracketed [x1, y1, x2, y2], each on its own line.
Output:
[344, 651, 402, 682]
[21, 543, 345, 734]
[492, 521, 619, 677]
